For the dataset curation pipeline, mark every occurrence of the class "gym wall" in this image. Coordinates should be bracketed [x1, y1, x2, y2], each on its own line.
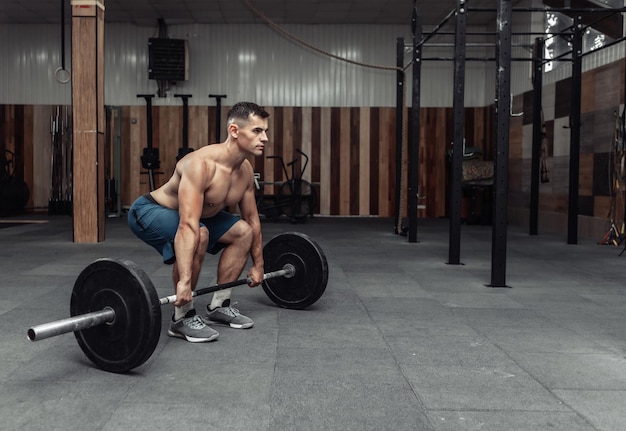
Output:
[510, 57, 626, 240]
[0, 21, 496, 217]
[0, 23, 497, 107]
[1, 20, 625, 237]
[1, 102, 492, 217]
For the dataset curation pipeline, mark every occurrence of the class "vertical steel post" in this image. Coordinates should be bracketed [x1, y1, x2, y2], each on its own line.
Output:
[448, 0, 466, 264]
[408, 5, 422, 243]
[490, 0, 512, 287]
[394, 37, 404, 235]
[567, 17, 584, 245]
[529, 38, 544, 236]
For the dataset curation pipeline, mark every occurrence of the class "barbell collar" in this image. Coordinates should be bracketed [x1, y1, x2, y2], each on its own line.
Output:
[158, 264, 296, 305]
[27, 307, 115, 342]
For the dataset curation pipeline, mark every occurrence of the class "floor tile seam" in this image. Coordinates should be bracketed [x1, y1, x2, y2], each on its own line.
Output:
[472, 326, 626, 364]
[550, 386, 626, 392]
[425, 407, 586, 413]
[554, 388, 626, 393]
[485, 348, 619, 356]
[466, 324, 601, 431]
[451, 305, 613, 337]
[269, 309, 283, 424]
[530, 308, 624, 354]
[357, 295, 436, 430]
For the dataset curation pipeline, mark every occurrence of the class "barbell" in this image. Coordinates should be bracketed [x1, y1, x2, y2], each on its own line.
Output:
[27, 232, 328, 373]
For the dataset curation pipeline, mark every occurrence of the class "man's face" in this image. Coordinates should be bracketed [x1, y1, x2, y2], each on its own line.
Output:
[233, 114, 269, 156]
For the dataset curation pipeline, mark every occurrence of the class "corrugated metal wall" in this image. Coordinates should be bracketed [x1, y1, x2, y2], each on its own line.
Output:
[2, 19, 623, 107]
[0, 24, 70, 104]
[1, 22, 505, 108]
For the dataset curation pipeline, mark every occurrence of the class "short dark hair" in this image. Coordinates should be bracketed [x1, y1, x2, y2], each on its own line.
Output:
[227, 102, 270, 126]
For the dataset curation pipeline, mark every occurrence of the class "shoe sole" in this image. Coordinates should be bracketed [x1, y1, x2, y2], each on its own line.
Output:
[207, 319, 254, 329]
[167, 329, 219, 342]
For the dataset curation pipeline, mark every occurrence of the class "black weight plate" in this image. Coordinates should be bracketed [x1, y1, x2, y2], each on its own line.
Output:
[262, 232, 328, 309]
[70, 258, 161, 373]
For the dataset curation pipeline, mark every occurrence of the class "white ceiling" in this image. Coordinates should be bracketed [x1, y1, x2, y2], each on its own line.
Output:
[0, 0, 512, 27]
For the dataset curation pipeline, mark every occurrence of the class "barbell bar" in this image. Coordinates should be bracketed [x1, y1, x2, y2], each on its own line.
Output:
[26, 232, 328, 373]
[159, 264, 295, 305]
[27, 265, 296, 342]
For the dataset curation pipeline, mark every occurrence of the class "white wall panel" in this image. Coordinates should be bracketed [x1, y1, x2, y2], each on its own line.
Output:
[0, 24, 72, 105]
[1, 22, 502, 107]
[543, 42, 626, 86]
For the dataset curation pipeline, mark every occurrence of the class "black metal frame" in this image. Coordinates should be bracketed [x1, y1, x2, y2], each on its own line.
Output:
[567, 17, 585, 245]
[529, 38, 544, 236]
[408, 3, 422, 243]
[490, 0, 513, 288]
[448, 0, 467, 264]
[394, 37, 404, 236]
[402, 0, 626, 285]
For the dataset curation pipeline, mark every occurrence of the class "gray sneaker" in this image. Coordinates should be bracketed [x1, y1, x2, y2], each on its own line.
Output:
[206, 299, 254, 329]
[168, 309, 219, 342]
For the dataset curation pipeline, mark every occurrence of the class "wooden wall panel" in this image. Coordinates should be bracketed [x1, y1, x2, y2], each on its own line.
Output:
[189, 106, 209, 149]
[554, 78, 572, 119]
[595, 63, 621, 111]
[581, 70, 596, 114]
[310, 107, 321, 214]
[369, 107, 380, 215]
[22, 105, 33, 209]
[378, 108, 393, 217]
[266, 106, 277, 193]
[329, 108, 340, 215]
[128, 105, 146, 202]
[272, 107, 284, 187]
[282, 107, 294, 178]
[420, 107, 450, 218]
[157, 106, 181, 186]
[509, 123, 523, 160]
[349, 108, 360, 215]
[33, 106, 55, 209]
[339, 107, 351, 215]
[359, 108, 371, 215]
[319, 107, 331, 215]
[207, 107, 217, 143]
[579, 153, 594, 197]
[120, 106, 131, 207]
[13, 106, 24, 180]
[2, 105, 15, 151]
[301, 107, 312, 183]
[6, 103, 501, 222]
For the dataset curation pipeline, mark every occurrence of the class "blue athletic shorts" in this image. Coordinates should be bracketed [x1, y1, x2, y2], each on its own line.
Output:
[128, 193, 240, 264]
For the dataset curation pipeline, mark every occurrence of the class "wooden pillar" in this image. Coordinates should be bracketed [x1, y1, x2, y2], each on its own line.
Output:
[72, 0, 105, 242]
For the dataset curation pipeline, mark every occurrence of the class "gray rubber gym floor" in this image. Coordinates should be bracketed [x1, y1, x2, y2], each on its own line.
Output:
[1, 214, 626, 431]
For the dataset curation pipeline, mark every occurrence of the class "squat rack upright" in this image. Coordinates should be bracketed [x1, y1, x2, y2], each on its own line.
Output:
[402, 0, 626, 288]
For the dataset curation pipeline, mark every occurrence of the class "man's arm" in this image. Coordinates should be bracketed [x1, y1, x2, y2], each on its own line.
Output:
[239, 162, 264, 286]
[173, 159, 211, 304]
